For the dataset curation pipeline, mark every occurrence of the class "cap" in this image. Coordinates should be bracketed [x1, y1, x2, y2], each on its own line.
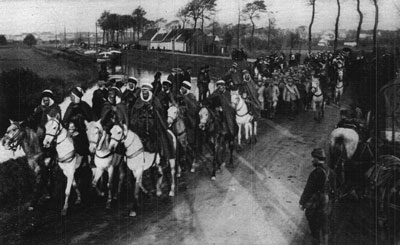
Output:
[162, 80, 172, 86]
[181, 81, 191, 90]
[232, 62, 238, 68]
[311, 148, 326, 160]
[71, 87, 84, 98]
[216, 80, 226, 86]
[141, 83, 153, 90]
[128, 77, 138, 85]
[41, 89, 54, 100]
[97, 80, 106, 86]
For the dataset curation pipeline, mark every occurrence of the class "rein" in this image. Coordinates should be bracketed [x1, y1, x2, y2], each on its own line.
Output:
[5, 125, 24, 151]
[234, 98, 249, 117]
[45, 119, 65, 144]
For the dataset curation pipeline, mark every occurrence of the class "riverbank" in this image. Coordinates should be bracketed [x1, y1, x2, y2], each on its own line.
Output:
[124, 49, 250, 79]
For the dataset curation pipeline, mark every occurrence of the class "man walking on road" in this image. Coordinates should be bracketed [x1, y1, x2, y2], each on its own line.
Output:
[300, 148, 335, 245]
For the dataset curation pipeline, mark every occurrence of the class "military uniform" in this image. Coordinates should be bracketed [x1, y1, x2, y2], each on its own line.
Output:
[300, 148, 335, 245]
[92, 81, 108, 120]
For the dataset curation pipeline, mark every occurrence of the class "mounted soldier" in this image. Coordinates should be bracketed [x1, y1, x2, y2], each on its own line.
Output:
[62, 87, 94, 165]
[92, 80, 108, 120]
[152, 71, 162, 96]
[239, 70, 262, 120]
[26, 90, 62, 137]
[300, 148, 335, 245]
[122, 77, 140, 111]
[157, 80, 176, 115]
[223, 62, 242, 88]
[129, 83, 175, 159]
[206, 80, 238, 138]
[176, 81, 199, 147]
[100, 86, 129, 177]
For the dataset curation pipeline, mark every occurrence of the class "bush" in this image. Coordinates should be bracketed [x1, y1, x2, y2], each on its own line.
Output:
[0, 157, 35, 208]
[23, 34, 37, 46]
[0, 35, 7, 45]
[0, 68, 68, 134]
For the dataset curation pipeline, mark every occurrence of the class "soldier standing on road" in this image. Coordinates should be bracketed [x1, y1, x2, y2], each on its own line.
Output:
[197, 66, 208, 103]
[300, 148, 335, 245]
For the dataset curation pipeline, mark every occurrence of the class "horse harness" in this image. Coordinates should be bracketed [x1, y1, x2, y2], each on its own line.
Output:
[110, 126, 144, 160]
[234, 97, 250, 117]
[5, 124, 24, 152]
[46, 119, 76, 164]
[89, 126, 113, 159]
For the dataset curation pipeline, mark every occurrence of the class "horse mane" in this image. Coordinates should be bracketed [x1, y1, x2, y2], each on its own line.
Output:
[23, 126, 41, 156]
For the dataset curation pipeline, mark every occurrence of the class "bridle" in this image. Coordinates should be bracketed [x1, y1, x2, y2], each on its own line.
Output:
[233, 94, 249, 117]
[4, 123, 24, 151]
[110, 124, 139, 159]
[45, 118, 66, 145]
[89, 126, 103, 150]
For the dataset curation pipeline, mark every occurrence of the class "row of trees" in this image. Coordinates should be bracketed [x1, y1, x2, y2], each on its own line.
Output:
[97, 0, 386, 53]
[97, 7, 166, 44]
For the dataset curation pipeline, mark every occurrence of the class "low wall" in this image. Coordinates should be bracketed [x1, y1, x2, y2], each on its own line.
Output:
[123, 50, 250, 79]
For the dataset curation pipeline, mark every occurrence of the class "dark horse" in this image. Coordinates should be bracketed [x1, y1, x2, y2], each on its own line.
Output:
[198, 106, 235, 180]
[2, 120, 54, 210]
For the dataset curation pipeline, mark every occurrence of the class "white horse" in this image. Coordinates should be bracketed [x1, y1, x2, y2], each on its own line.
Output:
[231, 90, 256, 145]
[167, 105, 187, 175]
[109, 124, 177, 217]
[43, 114, 81, 216]
[310, 78, 325, 122]
[85, 120, 117, 209]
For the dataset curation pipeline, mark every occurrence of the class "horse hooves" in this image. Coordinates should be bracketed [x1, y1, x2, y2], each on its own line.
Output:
[169, 191, 175, 197]
[156, 190, 163, 197]
[28, 206, 34, 211]
[75, 199, 81, 205]
[177, 173, 182, 178]
[190, 168, 195, 173]
[211, 176, 216, 181]
[61, 209, 67, 216]
[129, 211, 137, 217]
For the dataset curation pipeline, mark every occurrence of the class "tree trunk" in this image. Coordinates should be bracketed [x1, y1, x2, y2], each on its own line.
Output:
[373, 0, 379, 52]
[102, 30, 105, 45]
[356, 0, 363, 46]
[308, 0, 316, 54]
[251, 18, 255, 52]
[334, 0, 340, 51]
[201, 13, 204, 32]
[193, 18, 198, 30]
[267, 19, 271, 49]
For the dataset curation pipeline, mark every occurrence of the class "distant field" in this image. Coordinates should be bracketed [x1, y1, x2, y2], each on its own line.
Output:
[0, 44, 97, 82]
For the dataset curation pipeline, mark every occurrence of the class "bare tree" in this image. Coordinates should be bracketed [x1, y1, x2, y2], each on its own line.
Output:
[334, 0, 341, 51]
[242, 0, 267, 51]
[177, 7, 190, 29]
[308, 0, 316, 54]
[355, 0, 363, 46]
[372, 0, 379, 51]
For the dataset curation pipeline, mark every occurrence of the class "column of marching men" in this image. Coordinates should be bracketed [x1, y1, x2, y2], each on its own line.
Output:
[18, 50, 349, 215]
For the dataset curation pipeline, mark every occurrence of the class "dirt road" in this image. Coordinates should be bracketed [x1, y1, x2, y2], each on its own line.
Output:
[0, 104, 358, 245]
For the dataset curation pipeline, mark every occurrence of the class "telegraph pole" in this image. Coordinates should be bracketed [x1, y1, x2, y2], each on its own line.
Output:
[237, 0, 240, 49]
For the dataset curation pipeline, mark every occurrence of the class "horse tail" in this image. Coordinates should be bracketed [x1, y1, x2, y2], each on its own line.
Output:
[330, 135, 347, 170]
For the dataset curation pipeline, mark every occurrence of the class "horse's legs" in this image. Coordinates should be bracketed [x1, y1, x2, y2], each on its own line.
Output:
[115, 155, 126, 200]
[105, 165, 115, 209]
[169, 159, 176, 197]
[211, 142, 218, 180]
[228, 138, 234, 167]
[61, 168, 75, 216]
[244, 123, 249, 143]
[92, 167, 105, 197]
[253, 120, 258, 142]
[156, 164, 163, 196]
[130, 170, 140, 217]
[237, 123, 242, 145]
[72, 179, 81, 204]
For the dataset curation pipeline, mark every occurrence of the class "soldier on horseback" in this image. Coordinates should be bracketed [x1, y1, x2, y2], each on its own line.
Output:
[122, 77, 140, 111]
[63, 87, 94, 165]
[92, 80, 108, 120]
[206, 80, 238, 141]
[157, 80, 176, 115]
[130, 83, 175, 160]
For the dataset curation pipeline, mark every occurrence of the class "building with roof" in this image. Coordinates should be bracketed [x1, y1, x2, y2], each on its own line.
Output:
[139, 29, 158, 49]
[148, 28, 206, 53]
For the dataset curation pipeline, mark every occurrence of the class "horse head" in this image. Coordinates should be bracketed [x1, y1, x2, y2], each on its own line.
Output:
[3, 119, 24, 150]
[230, 90, 240, 109]
[109, 123, 127, 152]
[167, 104, 179, 127]
[43, 114, 61, 148]
[199, 106, 210, 131]
[85, 120, 105, 154]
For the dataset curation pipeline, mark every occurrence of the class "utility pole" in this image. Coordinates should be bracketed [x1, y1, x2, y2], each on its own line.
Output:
[64, 25, 66, 48]
[95, 22, 98, 51]
[237, 0, 240, 49]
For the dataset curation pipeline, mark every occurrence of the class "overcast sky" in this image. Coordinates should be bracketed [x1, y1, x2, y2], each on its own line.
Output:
[0, 0, 399, 35]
